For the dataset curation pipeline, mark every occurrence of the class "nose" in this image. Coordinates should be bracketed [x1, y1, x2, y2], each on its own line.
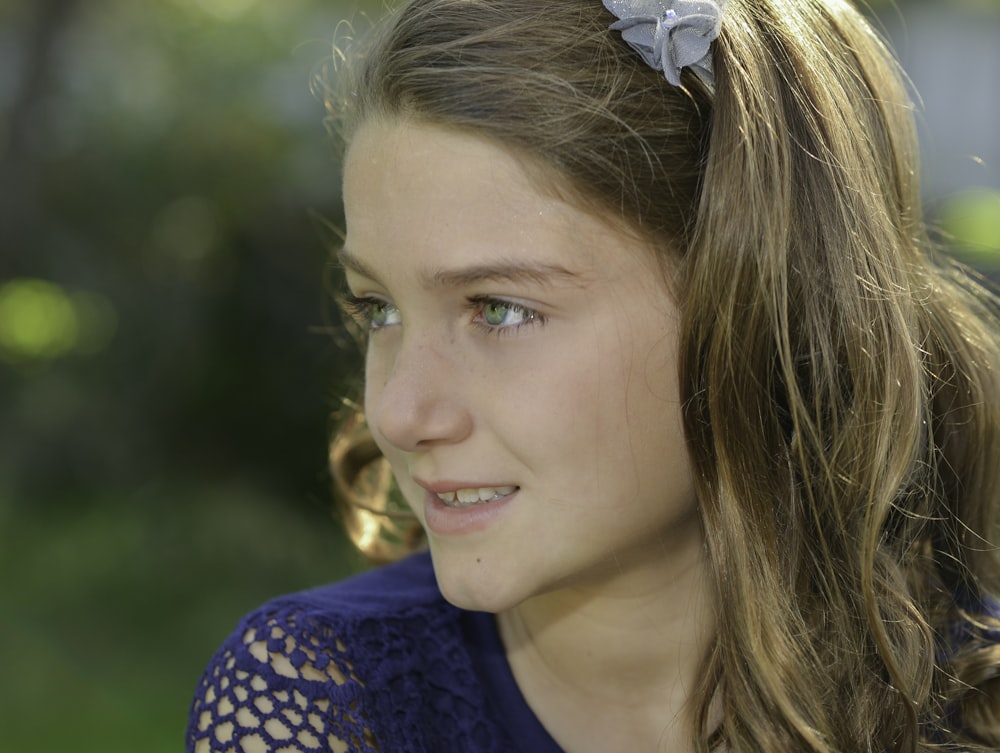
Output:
[368, 337, 473, 453]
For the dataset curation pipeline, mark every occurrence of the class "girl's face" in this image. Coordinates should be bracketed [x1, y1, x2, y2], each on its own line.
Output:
[342, 121, 702, 611]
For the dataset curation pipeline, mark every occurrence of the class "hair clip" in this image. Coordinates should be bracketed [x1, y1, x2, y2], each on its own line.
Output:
[602, 0, 727, 90]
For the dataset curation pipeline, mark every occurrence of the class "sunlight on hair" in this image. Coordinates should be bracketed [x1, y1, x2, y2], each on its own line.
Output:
[329, 410, 425, 563]
[353, 507, 384, 553]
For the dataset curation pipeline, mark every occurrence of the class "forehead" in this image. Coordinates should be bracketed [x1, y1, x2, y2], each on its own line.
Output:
[342, 120, 663, 285]
[343, 120, 573, 239]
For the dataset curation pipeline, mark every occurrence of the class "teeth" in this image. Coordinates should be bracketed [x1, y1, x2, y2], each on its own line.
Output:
[457, 488, 480, 504]
[436, 486, 517, 507]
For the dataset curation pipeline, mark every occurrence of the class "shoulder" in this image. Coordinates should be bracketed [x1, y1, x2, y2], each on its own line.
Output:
[285, 549, 442, 618]
[187, 552, 473, 753]
[219, 547, 440, 623]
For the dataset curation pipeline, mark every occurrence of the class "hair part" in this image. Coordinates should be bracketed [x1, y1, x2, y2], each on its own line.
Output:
[326, 1, 1000, 749]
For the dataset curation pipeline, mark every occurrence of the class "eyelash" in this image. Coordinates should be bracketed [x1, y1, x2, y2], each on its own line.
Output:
[341, 295, 397, 332]
[465, 295, 545, 338]
[341, 294, 546, 337]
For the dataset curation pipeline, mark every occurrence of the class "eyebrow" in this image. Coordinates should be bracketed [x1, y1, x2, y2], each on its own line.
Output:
[337, 248, 584, 290]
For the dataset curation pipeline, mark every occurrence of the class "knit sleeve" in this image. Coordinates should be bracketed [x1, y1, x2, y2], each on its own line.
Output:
[186, 606, 381, 753]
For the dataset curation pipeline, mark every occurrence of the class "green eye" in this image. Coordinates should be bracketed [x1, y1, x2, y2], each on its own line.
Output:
[345, 295, 400, 331]
[476, 298, 537, 330]
[371, 301, 398, 328]
[371, 303, 389, 327]
[483, 301, 512, 326]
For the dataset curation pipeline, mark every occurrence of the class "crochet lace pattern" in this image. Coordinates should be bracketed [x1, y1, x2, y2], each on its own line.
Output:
[186, 554, 528, 753]
[189, 611, 379, 753]
[188, 556, 1000, 752]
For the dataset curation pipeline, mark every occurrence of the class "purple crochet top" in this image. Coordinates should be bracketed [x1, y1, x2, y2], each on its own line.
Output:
[186, 552, 566, 753]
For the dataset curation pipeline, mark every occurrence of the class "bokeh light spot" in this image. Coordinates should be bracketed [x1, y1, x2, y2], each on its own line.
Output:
[0, 279, 79, 362]
[143, 195, 223, 280]
[940, 188, 1000, 266]
[0, 279, 118, 363]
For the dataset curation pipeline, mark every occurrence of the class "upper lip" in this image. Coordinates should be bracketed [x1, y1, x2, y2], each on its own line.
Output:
[413, 478, 518, 494]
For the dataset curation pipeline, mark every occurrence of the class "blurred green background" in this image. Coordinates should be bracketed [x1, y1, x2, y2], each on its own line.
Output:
[0, 0, 997, 750]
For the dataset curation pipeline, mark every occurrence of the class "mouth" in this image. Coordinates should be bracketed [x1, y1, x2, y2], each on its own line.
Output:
[434, 486, 519, 508]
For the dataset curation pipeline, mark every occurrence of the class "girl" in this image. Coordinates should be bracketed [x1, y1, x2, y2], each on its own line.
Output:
[187, 1, 1000, 751]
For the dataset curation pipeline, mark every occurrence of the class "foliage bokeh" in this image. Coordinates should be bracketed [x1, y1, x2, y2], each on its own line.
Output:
[0, 0, 379, 749]
[0, 0, 997, 750]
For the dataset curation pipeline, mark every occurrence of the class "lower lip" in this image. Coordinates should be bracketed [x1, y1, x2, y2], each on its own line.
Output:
[422, 489, 518, 536]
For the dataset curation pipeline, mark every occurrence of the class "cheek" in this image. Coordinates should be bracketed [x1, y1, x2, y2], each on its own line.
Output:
[362, 348, 393, 451]
[595, 313, 687, 472]
[515, 344, 604, 426]
[362, 350, 382, 416]
[630, 331, 683, 419]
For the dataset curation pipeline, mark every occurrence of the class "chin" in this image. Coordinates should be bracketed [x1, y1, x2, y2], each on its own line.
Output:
[439, 589, 514, 614]
[430, 556, 527, 614]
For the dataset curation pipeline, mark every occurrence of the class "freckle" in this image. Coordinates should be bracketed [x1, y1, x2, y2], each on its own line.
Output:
[476, 558, 481, 564]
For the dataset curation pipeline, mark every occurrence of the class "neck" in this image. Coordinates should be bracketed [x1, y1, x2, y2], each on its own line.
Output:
[496, 524, 716, 753]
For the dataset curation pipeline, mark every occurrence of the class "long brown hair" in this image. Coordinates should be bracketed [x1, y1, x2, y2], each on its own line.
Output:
[326, 0, 1000, 748]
